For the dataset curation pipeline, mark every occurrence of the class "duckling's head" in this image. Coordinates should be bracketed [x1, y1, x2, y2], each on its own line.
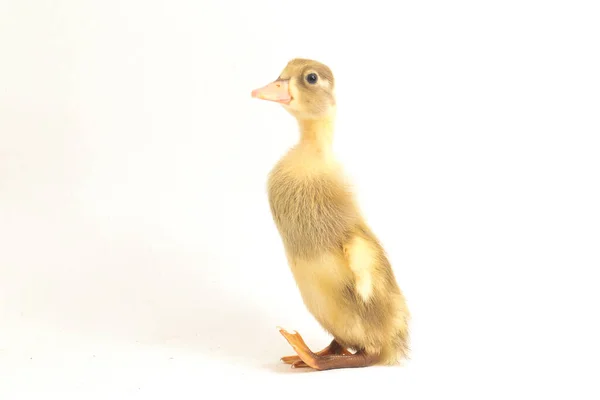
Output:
[251, 58, 336, 120]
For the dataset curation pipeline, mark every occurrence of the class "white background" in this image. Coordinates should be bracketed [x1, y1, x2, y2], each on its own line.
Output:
[1, 0, 599, 398]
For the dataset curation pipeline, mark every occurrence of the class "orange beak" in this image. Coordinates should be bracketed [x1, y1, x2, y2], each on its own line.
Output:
[251, 79, 291, 104]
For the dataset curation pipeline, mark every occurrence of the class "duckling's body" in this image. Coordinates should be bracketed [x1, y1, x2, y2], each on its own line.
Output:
[253, 58, 410, 370]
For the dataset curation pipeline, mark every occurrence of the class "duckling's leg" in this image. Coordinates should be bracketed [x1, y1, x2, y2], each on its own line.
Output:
[280, 337, 352, 367]
[279, 328, 379, 371]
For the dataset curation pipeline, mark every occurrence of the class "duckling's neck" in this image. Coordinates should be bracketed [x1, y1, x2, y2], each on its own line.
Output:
[297, 115, 335, 155]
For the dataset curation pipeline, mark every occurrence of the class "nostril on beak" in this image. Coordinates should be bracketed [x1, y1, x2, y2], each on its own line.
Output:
[276, 83, 281, 88]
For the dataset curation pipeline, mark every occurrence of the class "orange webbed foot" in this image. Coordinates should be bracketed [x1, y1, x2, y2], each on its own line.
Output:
[277, 327, 380, 371]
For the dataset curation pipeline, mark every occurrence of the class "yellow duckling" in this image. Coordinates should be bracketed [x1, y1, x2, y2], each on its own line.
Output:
[251, 58, 410, 371]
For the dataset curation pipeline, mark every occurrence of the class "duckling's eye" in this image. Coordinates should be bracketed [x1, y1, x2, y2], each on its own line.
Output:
[306, 73, 318, 85]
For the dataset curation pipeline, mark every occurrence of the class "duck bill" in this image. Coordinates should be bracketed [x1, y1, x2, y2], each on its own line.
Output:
[251, 80, 291, 104]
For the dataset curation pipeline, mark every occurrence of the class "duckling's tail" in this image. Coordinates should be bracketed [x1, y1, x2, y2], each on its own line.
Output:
[378, 333, 410, 366]
[379, 305, 411, 366]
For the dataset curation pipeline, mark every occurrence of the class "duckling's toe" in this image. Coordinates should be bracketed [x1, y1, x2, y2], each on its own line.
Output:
[280, 354, 301, 364]
[291, 360, 310, 368]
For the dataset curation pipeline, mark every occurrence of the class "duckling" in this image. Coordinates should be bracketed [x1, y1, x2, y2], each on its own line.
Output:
[251, 58, 410, 371]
